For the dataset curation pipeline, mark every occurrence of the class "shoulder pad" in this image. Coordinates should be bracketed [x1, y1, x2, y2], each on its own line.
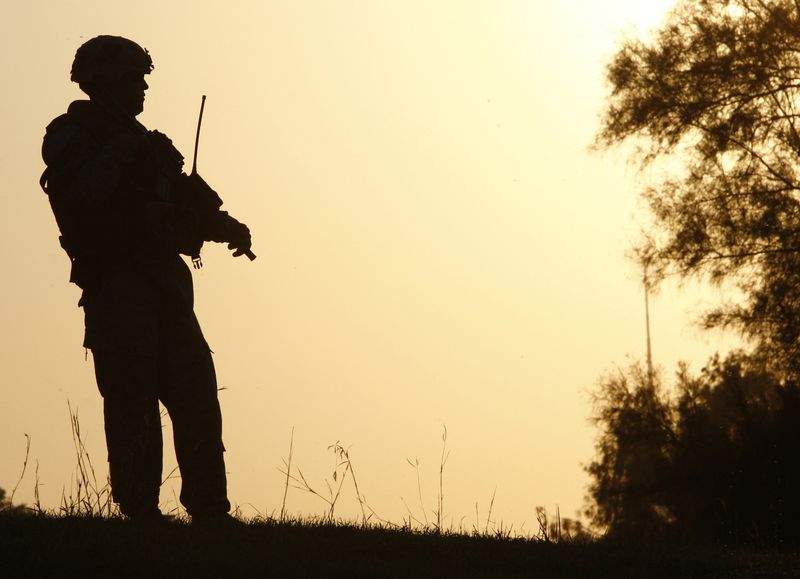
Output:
[42, 114, 81, 166]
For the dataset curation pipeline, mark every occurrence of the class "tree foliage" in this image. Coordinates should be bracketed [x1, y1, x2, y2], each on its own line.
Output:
[585, 363, 674, 540]
[598, 0, 800, 376]
[587, 353, 800, 545]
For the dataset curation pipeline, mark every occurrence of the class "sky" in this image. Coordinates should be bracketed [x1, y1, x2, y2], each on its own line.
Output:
[0, 0, 738, 530]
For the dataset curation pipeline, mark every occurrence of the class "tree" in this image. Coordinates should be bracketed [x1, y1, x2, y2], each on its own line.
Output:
[587, 352, 800, 544]
[585, 362, 675, 541]
[598, 0, 800, 377]
[667, 353, 800, 544]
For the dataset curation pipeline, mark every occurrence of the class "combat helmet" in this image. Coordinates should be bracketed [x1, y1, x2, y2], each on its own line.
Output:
[70, 35, 153, 86]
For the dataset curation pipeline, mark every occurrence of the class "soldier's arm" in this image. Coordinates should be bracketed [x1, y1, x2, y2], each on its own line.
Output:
[176, 172, 254, 259]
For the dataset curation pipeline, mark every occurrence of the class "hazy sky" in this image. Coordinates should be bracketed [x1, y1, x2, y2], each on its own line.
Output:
[0, 0, 736, 529]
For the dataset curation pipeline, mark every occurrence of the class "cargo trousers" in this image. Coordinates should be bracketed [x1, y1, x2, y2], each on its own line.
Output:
[84, 257, 230, 518]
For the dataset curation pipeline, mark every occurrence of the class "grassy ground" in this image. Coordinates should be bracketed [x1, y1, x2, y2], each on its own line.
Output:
[1, 514, 800, 578]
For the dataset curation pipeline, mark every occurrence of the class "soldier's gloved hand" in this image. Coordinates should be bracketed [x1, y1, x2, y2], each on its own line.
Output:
[224, 217, 252, 257]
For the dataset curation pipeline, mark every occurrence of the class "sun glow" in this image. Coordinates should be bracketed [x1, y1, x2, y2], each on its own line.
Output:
[0, 0, 740, 531]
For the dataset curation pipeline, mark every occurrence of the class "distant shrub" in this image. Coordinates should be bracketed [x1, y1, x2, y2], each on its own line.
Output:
[0, 487, 27, 516]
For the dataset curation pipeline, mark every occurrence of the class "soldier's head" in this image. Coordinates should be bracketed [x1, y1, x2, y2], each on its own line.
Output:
[71, 35, 153, 117]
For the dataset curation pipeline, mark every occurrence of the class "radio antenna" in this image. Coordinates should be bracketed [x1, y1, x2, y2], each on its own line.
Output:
[191, 95, 206, 175]
[188, 94, 257, 262]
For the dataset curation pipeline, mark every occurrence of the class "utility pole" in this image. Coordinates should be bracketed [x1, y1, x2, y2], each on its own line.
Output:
[643, 261, 655, 389]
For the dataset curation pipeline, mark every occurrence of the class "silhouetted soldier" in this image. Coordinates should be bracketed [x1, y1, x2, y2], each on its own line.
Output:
[40, 36, 253, 522]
